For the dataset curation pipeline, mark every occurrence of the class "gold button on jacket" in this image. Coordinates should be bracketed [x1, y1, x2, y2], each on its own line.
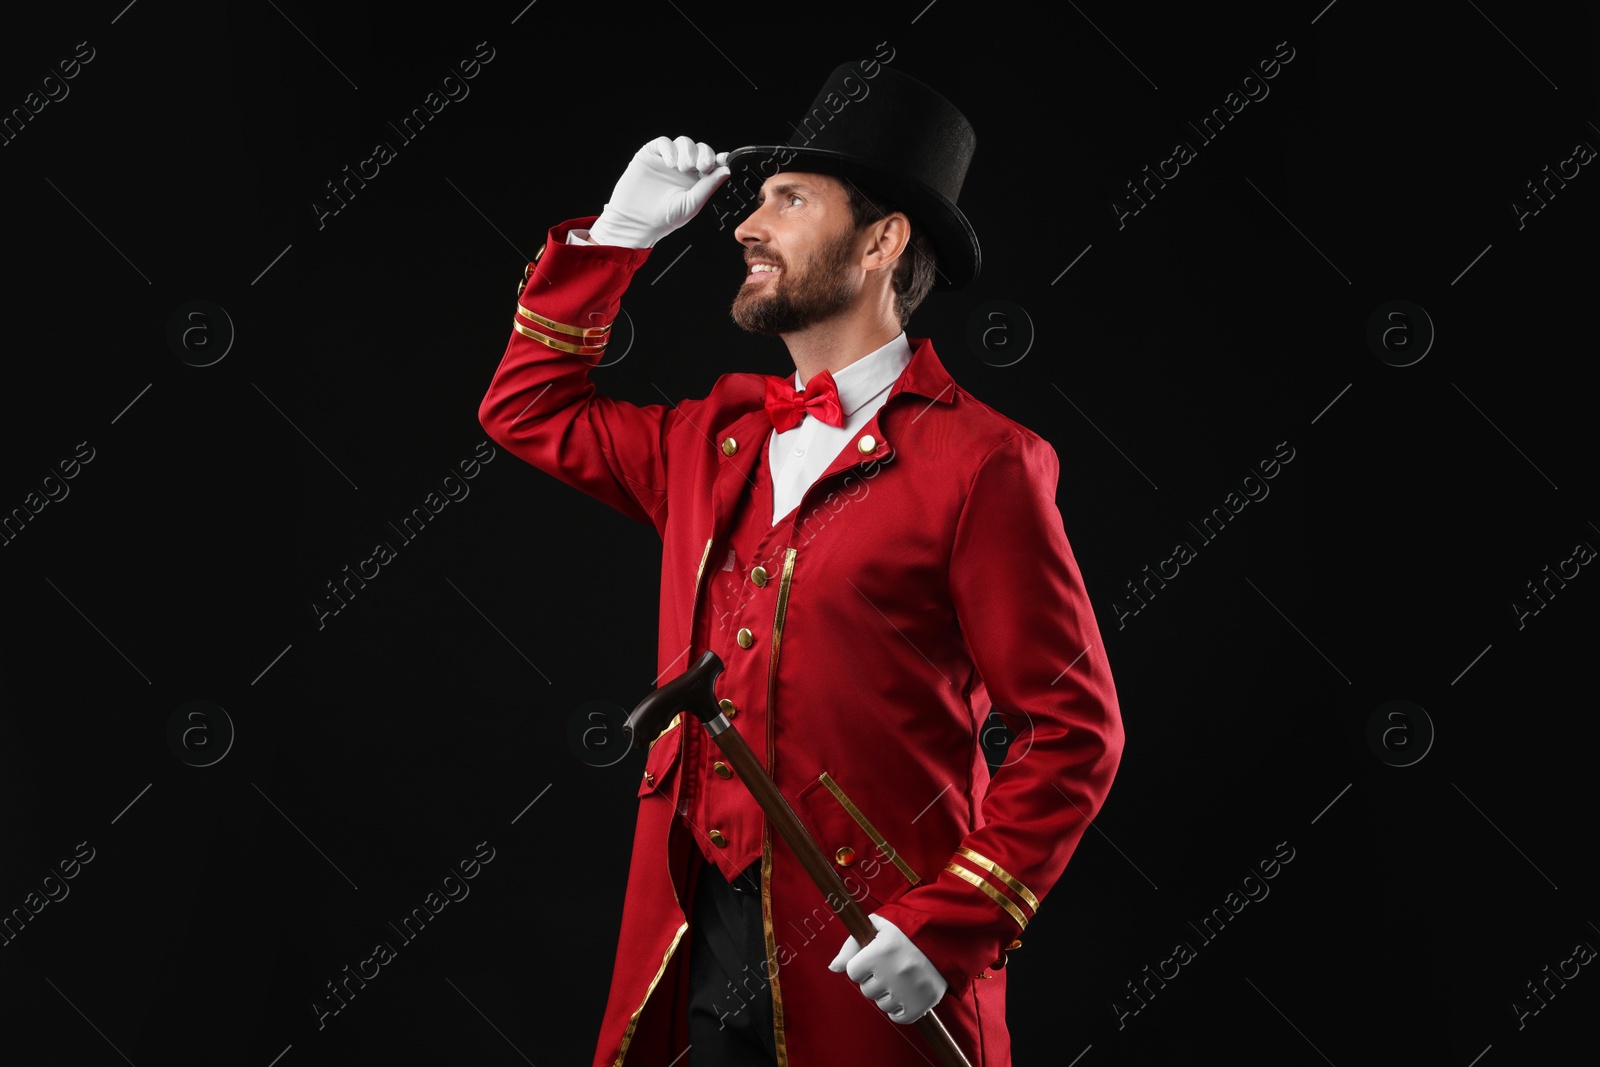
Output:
[721, 437, 738, 456]
[713, 761, 732, 779]
[750, 564, 768, 586]
[708, 829, 727, 847]
[736, 627, 754, 648]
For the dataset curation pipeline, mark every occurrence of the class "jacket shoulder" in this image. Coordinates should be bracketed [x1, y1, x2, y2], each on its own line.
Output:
[690, 370, 768, 420]
[945, 381, 1060, 469]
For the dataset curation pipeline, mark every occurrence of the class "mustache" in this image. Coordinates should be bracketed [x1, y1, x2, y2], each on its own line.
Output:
[744, 246, 786, 268]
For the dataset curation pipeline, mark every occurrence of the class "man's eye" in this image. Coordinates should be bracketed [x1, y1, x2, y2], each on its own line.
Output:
[785, 194, 803, 207]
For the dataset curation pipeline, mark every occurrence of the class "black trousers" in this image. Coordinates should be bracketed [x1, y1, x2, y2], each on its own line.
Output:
[687, 853, 779, 1065]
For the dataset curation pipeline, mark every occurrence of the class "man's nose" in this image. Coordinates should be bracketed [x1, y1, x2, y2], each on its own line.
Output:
[734, 204, 769, 245]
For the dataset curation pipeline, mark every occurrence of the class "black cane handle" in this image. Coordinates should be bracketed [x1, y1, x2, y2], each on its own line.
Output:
[623, 650, 726, 751]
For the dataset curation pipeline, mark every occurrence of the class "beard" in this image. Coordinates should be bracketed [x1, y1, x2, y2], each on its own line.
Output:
[730, 224, 859, 335]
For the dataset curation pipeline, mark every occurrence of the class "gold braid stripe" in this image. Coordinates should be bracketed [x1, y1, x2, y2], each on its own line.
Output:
[763, 825, 789, 1066]
[613, 920, 689, 1065]
[818, 772, 920, 884]
[765, 549, 797, 1067]
[955, 846, 1041, 912]
[516, 302, 611, 339]
[666, 539, 713, 754]
[694, 537, 713, 590]
[944, 862, 1029, 931]
[648, 713, 681, 750]
[766, 548, 797, 782]
[512, 320, 607, 357]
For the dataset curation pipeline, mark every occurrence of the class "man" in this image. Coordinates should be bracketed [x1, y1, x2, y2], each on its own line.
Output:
[479, 62, 1122, 1067]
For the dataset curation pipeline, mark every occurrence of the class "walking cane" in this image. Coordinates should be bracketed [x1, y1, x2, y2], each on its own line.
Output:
[624, 649, 975, 1067]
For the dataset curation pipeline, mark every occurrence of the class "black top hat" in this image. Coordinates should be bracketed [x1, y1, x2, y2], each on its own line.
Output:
[725, 62, 980, 291]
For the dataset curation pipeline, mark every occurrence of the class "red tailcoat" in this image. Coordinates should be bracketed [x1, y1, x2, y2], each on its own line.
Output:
[479, 219, 1124, 1067]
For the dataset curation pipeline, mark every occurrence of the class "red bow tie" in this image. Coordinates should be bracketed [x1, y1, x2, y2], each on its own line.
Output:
[764, 369, 844, 432]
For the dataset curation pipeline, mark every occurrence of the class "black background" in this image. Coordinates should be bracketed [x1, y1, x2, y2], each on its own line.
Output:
[2, 2, 1596, 1065]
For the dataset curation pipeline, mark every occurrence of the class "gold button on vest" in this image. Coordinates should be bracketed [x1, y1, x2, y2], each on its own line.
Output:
[835, 846, 857, 866]
[719, 698, 738, 719]
[721, 437, 738, 456]
[713, 761, 732, 779]
[736, 627, 754, 648]
[857, 434, 876, 454]
[708, 830, 727, 847]
[750, 564, 768, 587]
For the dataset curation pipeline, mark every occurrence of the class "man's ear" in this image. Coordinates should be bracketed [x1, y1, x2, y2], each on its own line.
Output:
[862, 211, 911, 275]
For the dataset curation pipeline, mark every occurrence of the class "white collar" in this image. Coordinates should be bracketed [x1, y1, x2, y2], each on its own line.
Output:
[794, 332, 912, 418]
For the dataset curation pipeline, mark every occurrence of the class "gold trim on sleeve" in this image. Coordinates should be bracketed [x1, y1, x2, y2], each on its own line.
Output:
[512, 320, 608, 356]
[817, 772, 920, 884]
[613, 920, 689, 1066]
[944, 861, 1030, 931]
[955, 846, 1041, 912]
[517, 301, 612, 339]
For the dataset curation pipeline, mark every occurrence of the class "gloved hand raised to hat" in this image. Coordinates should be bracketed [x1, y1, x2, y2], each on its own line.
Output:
[587, 135, 731, 249]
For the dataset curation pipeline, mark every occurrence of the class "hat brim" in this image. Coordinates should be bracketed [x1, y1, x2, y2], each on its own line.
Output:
[723, 145, 980, 291]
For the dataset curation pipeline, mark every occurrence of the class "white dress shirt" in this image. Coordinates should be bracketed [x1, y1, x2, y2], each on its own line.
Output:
[767, 332, 912, 525]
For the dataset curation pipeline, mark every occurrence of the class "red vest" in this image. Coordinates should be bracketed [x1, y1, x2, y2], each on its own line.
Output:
[683, 426, 801, 882]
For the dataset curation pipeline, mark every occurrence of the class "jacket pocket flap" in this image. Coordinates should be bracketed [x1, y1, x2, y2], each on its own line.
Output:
[794, 771, 918, 909]
[637, 714, 683, 797]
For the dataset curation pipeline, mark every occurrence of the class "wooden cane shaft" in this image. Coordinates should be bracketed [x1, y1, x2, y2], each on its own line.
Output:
[711, 725, 878, 943]
[709, 725, 974, 1067]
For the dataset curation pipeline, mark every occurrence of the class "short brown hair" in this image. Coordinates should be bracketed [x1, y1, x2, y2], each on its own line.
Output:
[842, 182, 938, 329]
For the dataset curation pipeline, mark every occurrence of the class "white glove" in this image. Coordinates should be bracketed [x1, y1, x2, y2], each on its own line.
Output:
[828, 913, 948, 1024]
[587, 135, 731, 249]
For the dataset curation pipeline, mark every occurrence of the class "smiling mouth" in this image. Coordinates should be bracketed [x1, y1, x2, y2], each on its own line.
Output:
[744, 263, 781, 284]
